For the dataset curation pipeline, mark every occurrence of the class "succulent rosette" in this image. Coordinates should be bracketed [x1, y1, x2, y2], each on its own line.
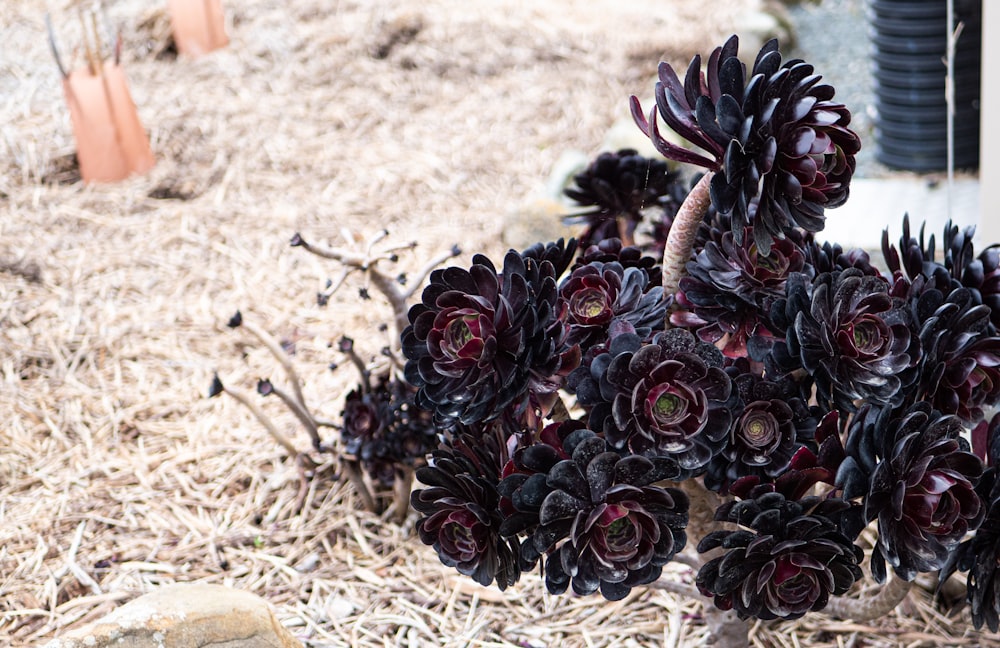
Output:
[571, 329, 738, 477]
[341, 374, 437, 486]
[570, 238, 663, 287]
[801, 235, 879, 277]
[696, 489, 863, 620]
[402, 240, 578, 425]
[563, 149, 686, 249]
[704, 372, 818, 492]
[630, 35, 860, 253]
[673, 225, 806, 357]
[507, 429, 687, 600]
[558, 261, 666, 353]
[910, 287, 1000, 423]
[863, 403, 985, 582]
[412, 431, 521, 590]
[772, 268, 917, 413]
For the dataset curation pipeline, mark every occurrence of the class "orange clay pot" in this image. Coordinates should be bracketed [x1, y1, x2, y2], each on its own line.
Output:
[167, 0, 228, 57]
[61, 62, 155, 183]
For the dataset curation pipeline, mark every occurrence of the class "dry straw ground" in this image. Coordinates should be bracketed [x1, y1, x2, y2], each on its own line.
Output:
[1, 1, 998, 646]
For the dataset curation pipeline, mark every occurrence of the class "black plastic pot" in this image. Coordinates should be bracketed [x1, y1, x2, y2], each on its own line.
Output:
[870, 0, 982, 171]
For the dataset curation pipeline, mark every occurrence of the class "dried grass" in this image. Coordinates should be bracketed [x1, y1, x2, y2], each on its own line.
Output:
[1, 0, 999, 646]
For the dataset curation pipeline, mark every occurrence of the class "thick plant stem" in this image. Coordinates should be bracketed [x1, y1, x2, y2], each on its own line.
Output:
[677, 478, 750, 648]
[825, 574, 913, 621]
[661, 171, 714, 304]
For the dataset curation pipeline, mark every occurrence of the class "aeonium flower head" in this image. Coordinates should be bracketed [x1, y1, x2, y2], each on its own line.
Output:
[630, 35, 860, 253]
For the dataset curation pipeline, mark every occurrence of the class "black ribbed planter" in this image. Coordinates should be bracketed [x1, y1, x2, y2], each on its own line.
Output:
[869, 0, 982, 171]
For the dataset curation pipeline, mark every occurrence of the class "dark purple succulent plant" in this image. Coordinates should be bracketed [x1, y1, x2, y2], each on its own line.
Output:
[864, 403, 985, 582]
[910, 287, 1000, 423]
[558, 260, 666, 353]
[402, 241, 578, 425]
[341, 374, 438, 486]
[411, 430, 521, 590]
[773, 268, 917, 413]
[704, 372, 818, 492]
[571, 329, 738, 477]
[673, 225, 806, 357]
[563, 149, 687, 249]
[503, 428, 686, 600]
[696, 489, 863, 620]
[570, 238, 663, 287]
[630, 35, 860, 253]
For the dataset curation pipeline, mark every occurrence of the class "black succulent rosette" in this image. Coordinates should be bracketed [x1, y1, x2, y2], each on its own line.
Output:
[696, 489, 863, 620]
[910, 287, 1000, 423]
[340, 374, 438, 486]
[570, 238, 663, 287]
[402, 240, 579, 425]
[411, 430, 522, 590]
[953, 241, 1000, 330]
[801, 235, 879, 277]
[859, 403, 985, 582]
[704, 371, 818, 492]
[771, 268, 918, 413]
[558, 260, 666, 354]
[562, 149, 686, 249]
[672, 225, 806, 357]
[631, 35, 860, 253]
[964, 478, 1000, 631]
[570, 329, 738, 477]
[501, 428, 687, 600]
[496, 419, 591, 569]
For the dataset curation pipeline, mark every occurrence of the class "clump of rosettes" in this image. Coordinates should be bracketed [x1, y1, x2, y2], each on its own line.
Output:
[696, 489, 863, 620]
[631, 35, 860, 253]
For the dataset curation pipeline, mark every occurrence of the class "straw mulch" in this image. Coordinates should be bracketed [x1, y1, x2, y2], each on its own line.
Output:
[2, 1, 998, 646]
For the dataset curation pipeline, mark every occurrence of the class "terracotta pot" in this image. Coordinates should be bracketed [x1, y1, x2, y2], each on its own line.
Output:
[61, 62, 155, 183]
[167, 0, 228, 57]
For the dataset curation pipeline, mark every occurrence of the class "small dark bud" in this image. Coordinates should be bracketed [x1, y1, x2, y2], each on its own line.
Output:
[380, 346, 391, 356]
[377, 323, 388, 332]
[257, 379, 274, 396]
[389, 254, 399, 263]
[359, 287, 371, 300]
[328, 362, 339, 371]
[339, 336, 355, 352]
[290, 233, 305, 247]
[227, 311, 243, 328]
[317, 293, 330, 307]
[280, 339, 296, 355]
[396, 273, 408, 285]
[324, 278, 333, 289]
[209, 374, 224, 398]
[451, 244, 461, 256]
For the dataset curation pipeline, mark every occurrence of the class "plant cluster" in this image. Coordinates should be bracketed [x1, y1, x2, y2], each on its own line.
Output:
[221, 35, 1000, 630]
